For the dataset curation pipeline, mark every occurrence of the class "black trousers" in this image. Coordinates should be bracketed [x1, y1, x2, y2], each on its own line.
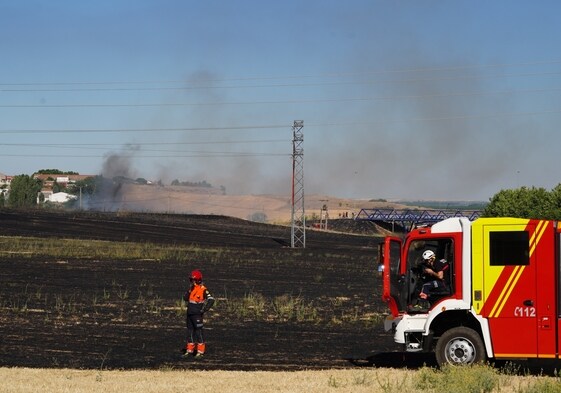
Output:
[186, 314, 204, 343]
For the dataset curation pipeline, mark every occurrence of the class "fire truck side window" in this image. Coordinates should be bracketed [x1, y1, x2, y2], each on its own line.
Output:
[489, 231, 530, 266]
[407, 238, 454, 297]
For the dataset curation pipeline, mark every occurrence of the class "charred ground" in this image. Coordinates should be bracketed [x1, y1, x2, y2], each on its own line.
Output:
[0, 209, 409, 371]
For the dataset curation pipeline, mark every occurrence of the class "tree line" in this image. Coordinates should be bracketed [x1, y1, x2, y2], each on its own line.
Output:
[0, 174, 101, 208]
[481, 185, 561, 219]
[0, 172, 223, 209]
[3, 171, 561, 220]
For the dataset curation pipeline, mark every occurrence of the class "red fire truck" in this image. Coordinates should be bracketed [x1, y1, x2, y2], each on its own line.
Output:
[381, 217, 560, 365]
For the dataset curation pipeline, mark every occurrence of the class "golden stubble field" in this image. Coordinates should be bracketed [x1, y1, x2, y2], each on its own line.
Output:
[2, 366, 558, 393]
[2, 368, 406, 393]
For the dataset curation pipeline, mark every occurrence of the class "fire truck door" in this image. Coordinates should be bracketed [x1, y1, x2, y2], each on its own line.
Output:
[534, 221, 556, 358]
[382, 237, 404, 317]
[475, 222, 540, 358]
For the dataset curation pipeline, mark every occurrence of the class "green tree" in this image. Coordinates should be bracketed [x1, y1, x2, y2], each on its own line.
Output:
[67, 176, 104, 197]
[8, 174, 42, 208]
[549, 184, 561, 220]
[52, 181, 62, 193]
[36, 169, 64, 175]
[35, 169, 78, 175]
[483, 186, 555, 219]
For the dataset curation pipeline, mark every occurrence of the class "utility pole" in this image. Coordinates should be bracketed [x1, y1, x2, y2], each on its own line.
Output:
[291, 120, 305, 248]
[319, 202, 329, 230]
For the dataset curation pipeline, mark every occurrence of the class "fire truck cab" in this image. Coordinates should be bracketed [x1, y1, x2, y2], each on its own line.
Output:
[381, 217, 560, 365]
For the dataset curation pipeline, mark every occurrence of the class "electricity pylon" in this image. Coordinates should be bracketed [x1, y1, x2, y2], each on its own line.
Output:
[291, 120, 305, 248]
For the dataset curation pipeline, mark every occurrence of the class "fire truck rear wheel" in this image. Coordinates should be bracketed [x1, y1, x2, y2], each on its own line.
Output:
[435, 327, 486, 366]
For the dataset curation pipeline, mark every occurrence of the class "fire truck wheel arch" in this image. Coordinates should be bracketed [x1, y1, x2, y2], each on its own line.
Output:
[435, 326, 486, 366]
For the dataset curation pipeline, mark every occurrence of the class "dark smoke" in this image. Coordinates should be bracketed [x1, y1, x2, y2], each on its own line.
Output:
[83, 147, 142, 211]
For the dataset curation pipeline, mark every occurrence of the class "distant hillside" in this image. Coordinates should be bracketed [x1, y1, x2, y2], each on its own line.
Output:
[82, 183, 417, 224]
[396, 200, 487, 210]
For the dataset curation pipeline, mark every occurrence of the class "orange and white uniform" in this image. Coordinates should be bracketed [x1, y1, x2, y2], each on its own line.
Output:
[183, 278, 214, 356]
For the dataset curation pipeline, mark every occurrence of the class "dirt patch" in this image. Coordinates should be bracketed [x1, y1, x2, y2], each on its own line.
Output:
[0, 209, 409, 370]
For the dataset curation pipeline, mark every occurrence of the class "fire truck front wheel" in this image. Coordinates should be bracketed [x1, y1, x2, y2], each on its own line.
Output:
[435, 327, 486, 366]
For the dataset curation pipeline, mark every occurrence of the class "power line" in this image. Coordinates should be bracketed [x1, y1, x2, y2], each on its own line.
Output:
[0, 152, 290, 158]
[2, 70, 561, 92]
[0, 125, 288, 134]
[314, 109, 561, 125]
[2, 59, 561, 87]
[1, 85, 560, 108]
[1, 109, 561, 136]
[0, 139, 287, 149]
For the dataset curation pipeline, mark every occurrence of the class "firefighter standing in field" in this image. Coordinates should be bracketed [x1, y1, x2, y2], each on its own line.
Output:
[182, 269, 215, 358]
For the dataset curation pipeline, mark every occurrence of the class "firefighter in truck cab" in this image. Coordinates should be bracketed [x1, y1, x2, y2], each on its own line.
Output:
[381, 217, 561, 366]
[418, 249, 450, 302]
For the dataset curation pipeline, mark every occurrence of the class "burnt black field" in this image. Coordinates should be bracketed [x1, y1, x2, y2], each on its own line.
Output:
[0, 209, 413, 370]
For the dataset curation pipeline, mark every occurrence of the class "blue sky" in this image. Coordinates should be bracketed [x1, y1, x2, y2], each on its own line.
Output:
[1, 1, 561, 201]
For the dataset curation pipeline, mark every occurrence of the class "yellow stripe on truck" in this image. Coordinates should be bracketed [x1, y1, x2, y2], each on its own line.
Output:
[530, 220, 548, 256]
[493, 265, 525, 317]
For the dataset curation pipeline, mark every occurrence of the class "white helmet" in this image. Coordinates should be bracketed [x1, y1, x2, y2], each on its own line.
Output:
[422, 250, 436, 261]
